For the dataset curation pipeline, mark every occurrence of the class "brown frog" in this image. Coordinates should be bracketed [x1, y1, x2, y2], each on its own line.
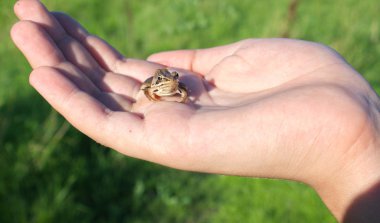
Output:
[141, 69, 188, 103]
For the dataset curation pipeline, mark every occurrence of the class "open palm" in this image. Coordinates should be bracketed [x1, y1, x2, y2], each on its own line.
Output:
[12, 0, 378, 197]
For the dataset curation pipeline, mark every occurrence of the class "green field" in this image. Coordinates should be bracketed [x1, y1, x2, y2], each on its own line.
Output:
[1, 0, 379, 222]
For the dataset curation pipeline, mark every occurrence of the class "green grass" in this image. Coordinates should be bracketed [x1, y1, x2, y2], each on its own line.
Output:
[1, 0, 379, 222]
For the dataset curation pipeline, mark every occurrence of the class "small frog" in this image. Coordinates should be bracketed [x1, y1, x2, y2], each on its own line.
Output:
[141, 69, 188, 102]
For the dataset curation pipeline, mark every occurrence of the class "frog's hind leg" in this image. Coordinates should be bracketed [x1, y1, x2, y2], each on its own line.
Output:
[178, 84, 188, 103]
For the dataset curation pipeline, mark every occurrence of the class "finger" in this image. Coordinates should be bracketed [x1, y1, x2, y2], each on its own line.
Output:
[49, 12, 145, 97]
[14, 0, 65, 40]
[57, 63, 137, 112]
[51, 11, 164, 82]
[100, 72, 142, 98]
[51, 12, 123, 72]
[14, 0, 104, 81]
[98, 92, 134, 112]
[147, 40, 248, 75]
[112, 58, 164, 82]
[11, 21, 101, 95]
[29, 66, 145, 156]
[11, 20, 65, 68]
[11, 20, 142, 100]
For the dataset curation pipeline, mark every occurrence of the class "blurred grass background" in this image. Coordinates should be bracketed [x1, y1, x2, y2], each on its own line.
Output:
[1, 0, 379, 222]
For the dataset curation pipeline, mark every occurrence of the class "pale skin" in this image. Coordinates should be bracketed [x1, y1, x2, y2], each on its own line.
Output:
[11, 0, 380, 222]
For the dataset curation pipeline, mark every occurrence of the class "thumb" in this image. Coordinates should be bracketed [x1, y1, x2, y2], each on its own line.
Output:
[147, 40, 247, 75]
[147, 49, 197, 71]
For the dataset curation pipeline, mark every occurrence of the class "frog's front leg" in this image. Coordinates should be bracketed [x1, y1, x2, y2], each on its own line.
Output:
[144, 88, 160, 101]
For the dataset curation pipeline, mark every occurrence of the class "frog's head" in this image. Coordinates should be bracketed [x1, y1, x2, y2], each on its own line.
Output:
[155, 70, 178, 83]
[151, 69, 180, 95]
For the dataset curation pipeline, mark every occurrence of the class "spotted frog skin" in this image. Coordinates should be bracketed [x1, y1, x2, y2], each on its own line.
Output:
[141, 69, 188, 102]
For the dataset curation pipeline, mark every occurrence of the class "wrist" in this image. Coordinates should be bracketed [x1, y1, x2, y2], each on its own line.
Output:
[314, 122, 380, 222]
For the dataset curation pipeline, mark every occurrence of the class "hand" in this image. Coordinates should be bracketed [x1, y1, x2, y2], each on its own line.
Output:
[11, 0, 380, 221]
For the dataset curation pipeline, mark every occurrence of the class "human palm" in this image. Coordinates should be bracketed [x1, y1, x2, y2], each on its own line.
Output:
[12, 1, 379, 212]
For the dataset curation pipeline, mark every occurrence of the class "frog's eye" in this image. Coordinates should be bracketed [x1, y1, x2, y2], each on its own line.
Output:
[173, 72, 179, 79]
[157, 76, 162, 81]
